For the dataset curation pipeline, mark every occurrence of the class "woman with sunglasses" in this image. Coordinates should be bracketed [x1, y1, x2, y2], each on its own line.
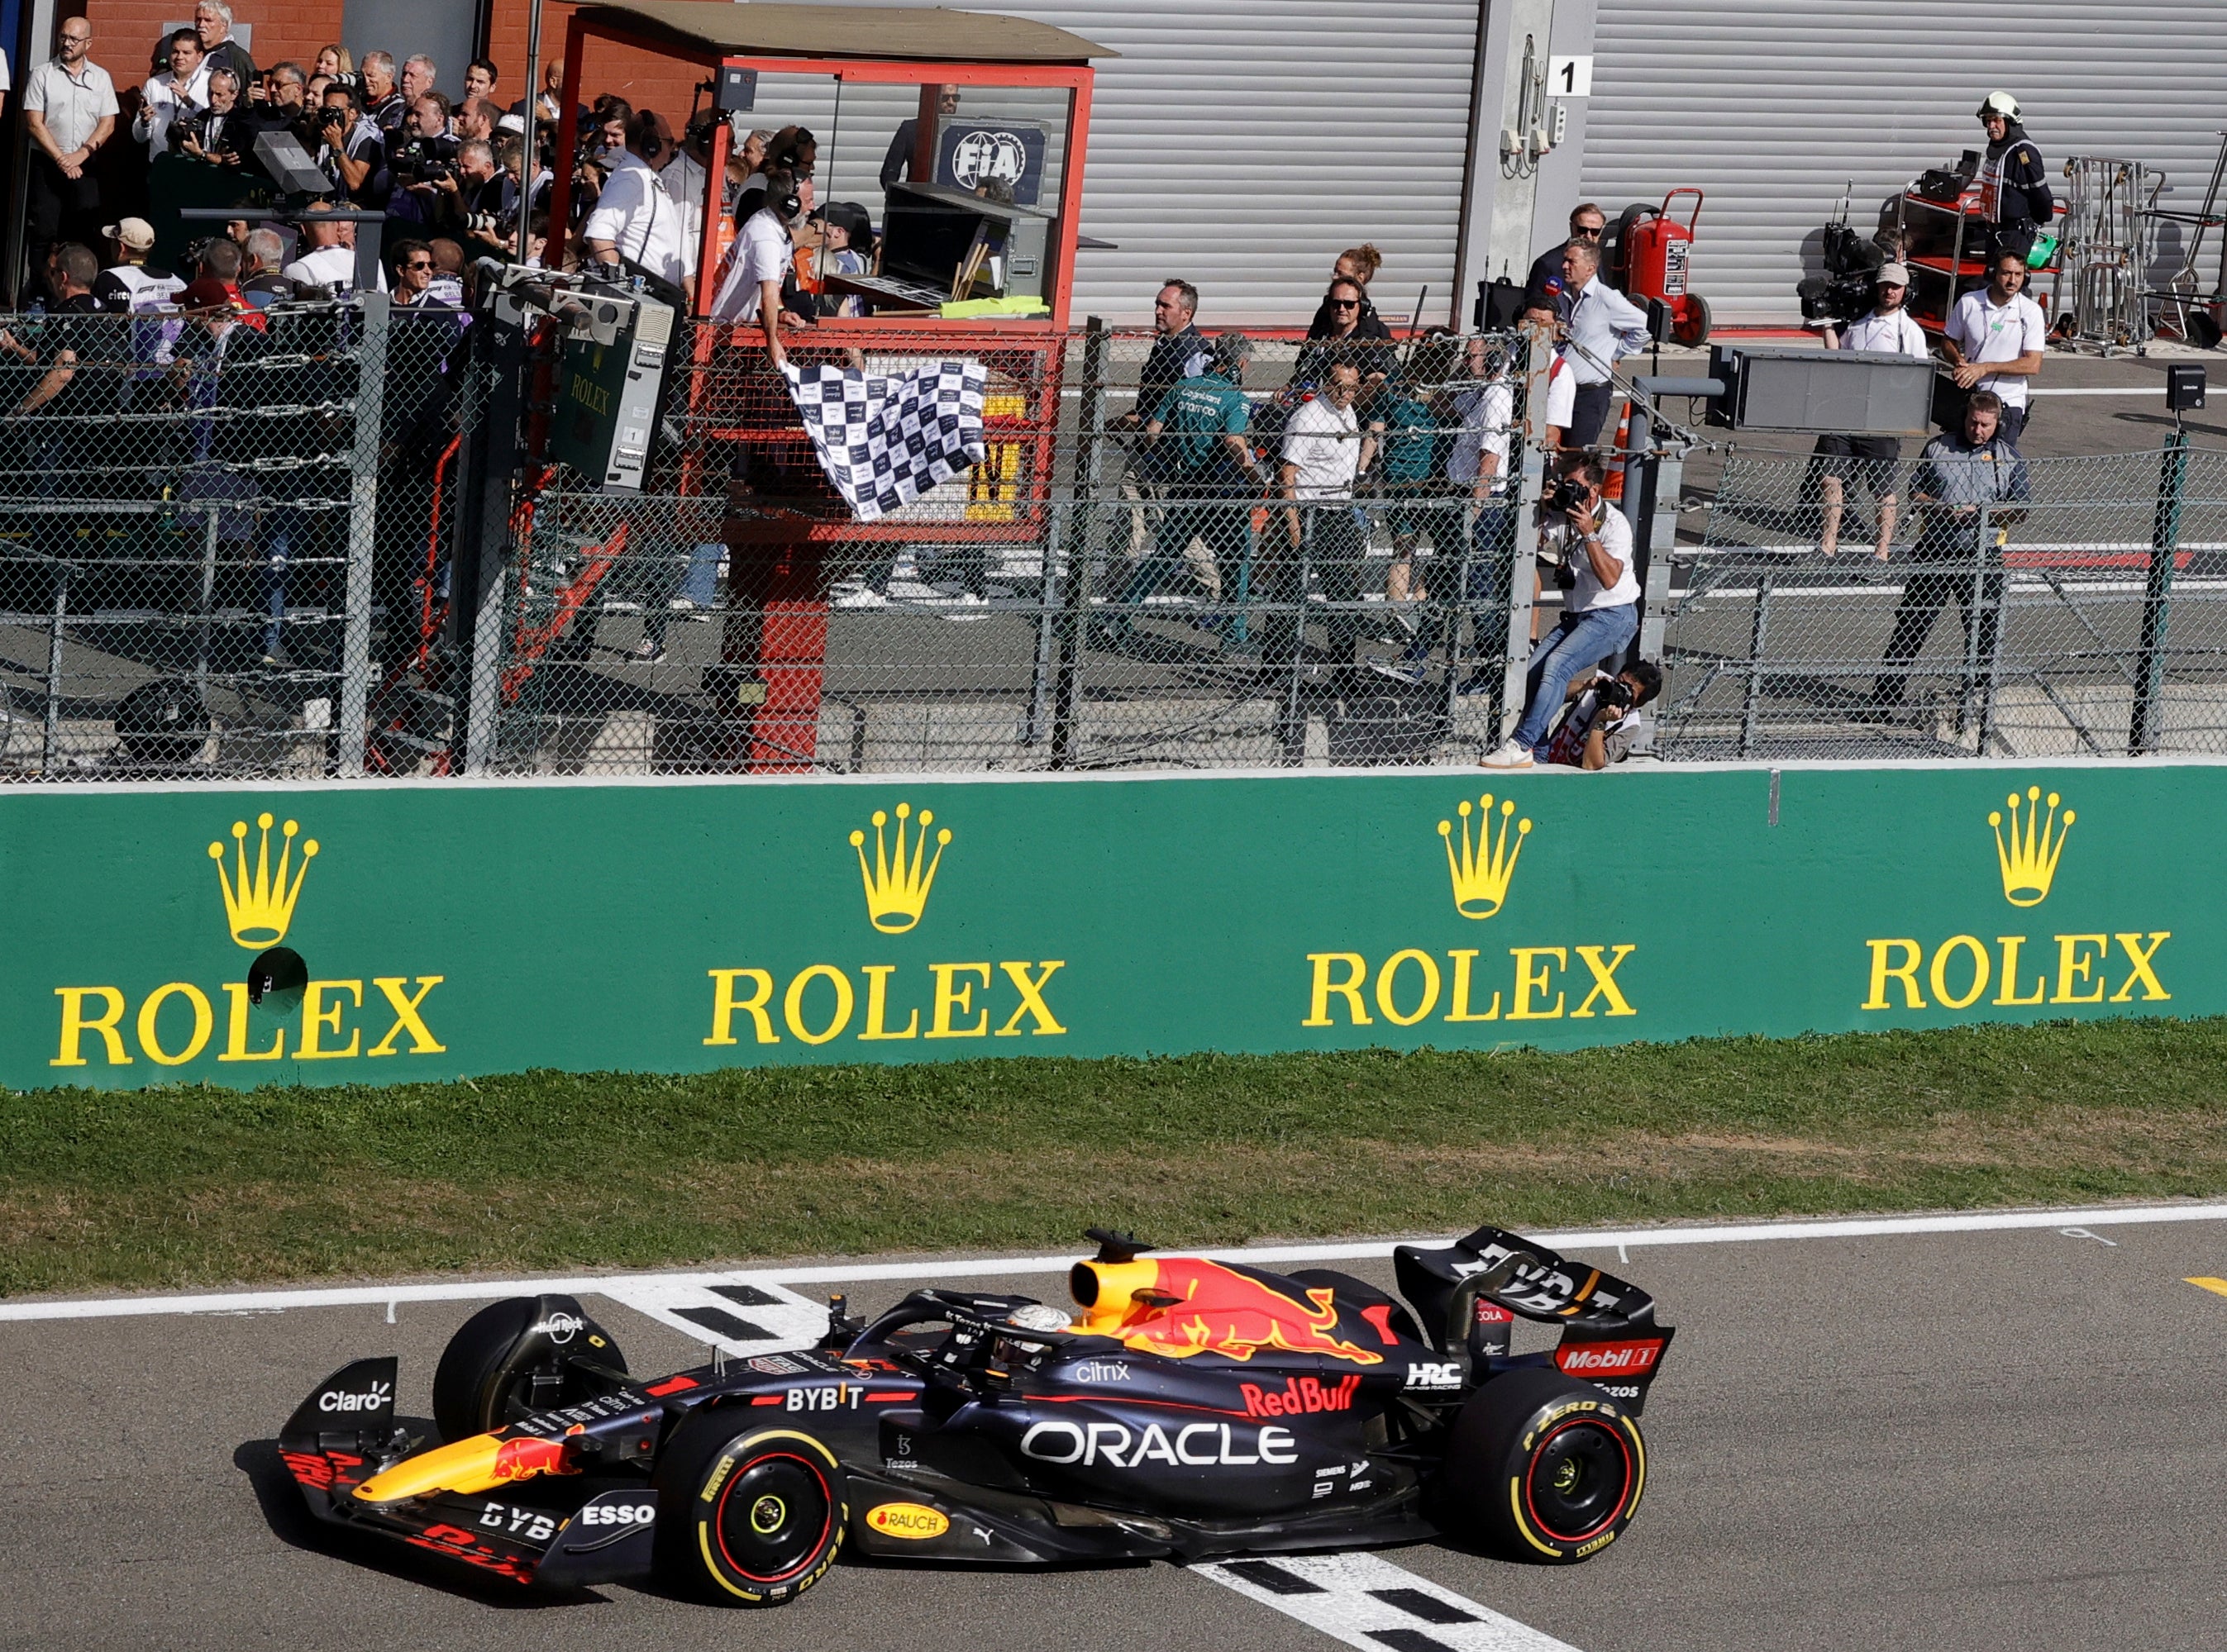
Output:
[1307, 244, 1392, 340]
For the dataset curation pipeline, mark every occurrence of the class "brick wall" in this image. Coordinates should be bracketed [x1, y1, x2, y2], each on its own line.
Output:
[81, 0, 701, 113]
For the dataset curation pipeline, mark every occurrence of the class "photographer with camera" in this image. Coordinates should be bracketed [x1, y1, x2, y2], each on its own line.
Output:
[134, 29, 208, 159]
[1484, 455, 1639, 769]
[1805, 261, 1926, 559]
[441, 139, 517, 258]
[386, 93, 459, 225]
[312, 79, 384, 207]
[1540, 659, 1663, 769]
[174, 67, 248, 167]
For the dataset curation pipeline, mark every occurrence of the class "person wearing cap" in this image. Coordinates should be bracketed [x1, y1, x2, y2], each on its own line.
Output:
[1974, 92, 2053, 261]
[93, 217, 185, 311]
[1943, 250, 2047, 450]
[1807, 262, 1928, 559]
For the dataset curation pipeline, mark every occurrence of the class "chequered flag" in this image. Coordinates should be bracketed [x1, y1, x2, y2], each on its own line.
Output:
[783, 359, 987, 521]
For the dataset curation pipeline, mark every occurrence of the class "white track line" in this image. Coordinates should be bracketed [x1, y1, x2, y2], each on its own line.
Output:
[5, 1201, 2225, 1325]
[1195, 1551, 1581, 1652]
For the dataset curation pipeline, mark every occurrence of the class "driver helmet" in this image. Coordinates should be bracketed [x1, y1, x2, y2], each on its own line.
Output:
[1976, 91, 2021, 121]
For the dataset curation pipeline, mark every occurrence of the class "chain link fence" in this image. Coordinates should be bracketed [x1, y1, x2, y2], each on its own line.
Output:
[491, 323, 1533, 774]
[12, 295, 2227, 783]
[1653, 445, 2227, 759]
[0, 295, 481, 782]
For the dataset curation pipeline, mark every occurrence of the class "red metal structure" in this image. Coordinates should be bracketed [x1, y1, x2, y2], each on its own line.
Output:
[539, 2, 1111, 771]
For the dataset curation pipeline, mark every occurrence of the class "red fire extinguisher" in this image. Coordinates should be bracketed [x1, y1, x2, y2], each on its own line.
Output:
[1612, 188, 1710, 346]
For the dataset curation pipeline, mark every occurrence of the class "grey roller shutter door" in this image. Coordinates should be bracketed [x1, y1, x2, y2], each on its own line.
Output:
[783, 0, 1485, 326]
[1580, 0, 2227, 323]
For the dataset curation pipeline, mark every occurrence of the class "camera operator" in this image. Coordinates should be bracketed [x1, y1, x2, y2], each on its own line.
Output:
[1540, 659, 1663, 769]
[386, 93, 459, 225]
[441, 138, 517, 257]
[312, 79, 384, 207]
[1485, 455, 1639, 769]
[1807, 261, 1927, 559]
[174, 67, 248, 166]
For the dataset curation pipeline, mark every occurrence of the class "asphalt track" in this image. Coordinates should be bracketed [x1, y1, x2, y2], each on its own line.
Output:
[7, 1204, 2227, 1651]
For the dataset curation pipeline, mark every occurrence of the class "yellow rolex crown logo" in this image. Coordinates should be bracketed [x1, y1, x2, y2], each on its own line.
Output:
[1990, 785, 2073, 907]
[849, 802, 951, 935]
[208, 812, 319, 948]
[1439, 793, 1531, 920]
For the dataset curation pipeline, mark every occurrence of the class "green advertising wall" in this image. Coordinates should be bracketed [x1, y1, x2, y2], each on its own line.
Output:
[0, 762, 2201, 1090]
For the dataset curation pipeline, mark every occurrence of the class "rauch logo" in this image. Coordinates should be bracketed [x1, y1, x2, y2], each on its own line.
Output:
[51, 812, 446, 1069]
[1862, 786, 2168, 1015]
[1301, 793, 1638, 1032]
[706, 800, 1065, 1050]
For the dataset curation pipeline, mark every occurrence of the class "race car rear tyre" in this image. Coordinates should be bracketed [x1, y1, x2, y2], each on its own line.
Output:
[652, 1413, 847, 1606]
[432, 1294, 627, 1442]
[1286, 1269, 1426, 1347]
[1439, 1368, 1645, 1564]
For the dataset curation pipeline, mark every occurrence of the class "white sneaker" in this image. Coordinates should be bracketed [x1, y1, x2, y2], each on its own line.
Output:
[1481, 738, 1533, 769]
[834, 588, 889, 609]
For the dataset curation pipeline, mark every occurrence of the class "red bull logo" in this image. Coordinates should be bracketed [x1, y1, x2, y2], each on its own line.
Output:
[1239, 1374, 1361, 1418]
[492, 1434, 576, 1483]
[1076, 1259, 1385, 1367]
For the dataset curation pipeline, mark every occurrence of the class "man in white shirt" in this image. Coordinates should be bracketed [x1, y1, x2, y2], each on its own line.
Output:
[583, 109, 688, 298]
[132, 29, 208, 157]
[1268, 359, 1366, 671]
[22, 17, 118, 271]
[711, 166, 803, 364]
[1808, 262, 1929, 558]
[281, 209, 356, 293]
[1485, 455, 1641, 767]
[1558, 239, 1650, 446]
[1944, 252, 2046, 448]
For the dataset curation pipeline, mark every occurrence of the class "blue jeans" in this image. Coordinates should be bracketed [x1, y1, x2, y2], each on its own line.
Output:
[1513, 602, 1638, 750]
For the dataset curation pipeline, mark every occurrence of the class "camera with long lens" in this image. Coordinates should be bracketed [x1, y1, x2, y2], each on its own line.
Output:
[390, 131, 461, 188]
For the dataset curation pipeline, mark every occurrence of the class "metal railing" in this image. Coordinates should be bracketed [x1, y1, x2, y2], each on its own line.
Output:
[7, 294, 2225, 782]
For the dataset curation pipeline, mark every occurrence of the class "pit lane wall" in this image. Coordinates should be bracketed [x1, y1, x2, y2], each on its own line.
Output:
[2, 764, 2203, 1089]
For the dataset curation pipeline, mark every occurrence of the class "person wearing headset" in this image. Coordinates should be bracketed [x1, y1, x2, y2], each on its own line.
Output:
[712, 164, 808, 365]
[582, 105, 686, 297]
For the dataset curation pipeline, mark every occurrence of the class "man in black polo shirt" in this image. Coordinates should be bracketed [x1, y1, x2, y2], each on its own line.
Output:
[1524, 202, 1606, 319]
[11, 243, 117, 558]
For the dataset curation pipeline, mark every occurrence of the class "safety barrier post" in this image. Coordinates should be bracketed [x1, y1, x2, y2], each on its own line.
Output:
[336, 293, 390, 778]
[1051, 318, 1107, 768]
[2131, 432, 2191, 755]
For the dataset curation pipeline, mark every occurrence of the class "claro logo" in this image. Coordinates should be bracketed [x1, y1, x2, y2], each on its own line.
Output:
[319, 1378, 393, 1413]
[1021, 1421, 1298, 1469]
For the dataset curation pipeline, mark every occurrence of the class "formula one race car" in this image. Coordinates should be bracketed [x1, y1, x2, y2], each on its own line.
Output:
[277, 1224, 1674, 1604]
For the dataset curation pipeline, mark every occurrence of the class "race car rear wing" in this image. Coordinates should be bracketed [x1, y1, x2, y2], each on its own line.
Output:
[1394, 1224, 1674, 1402]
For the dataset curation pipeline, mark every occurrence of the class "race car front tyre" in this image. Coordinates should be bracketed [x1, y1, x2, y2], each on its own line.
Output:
[431, 1294, 628, 1442]
[1439, 1368, 1645, 1564]
[652, 1412, 847, 1606]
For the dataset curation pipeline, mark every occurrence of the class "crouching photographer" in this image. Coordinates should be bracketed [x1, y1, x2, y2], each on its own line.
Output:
[1483, 455, 1640, 769]
[1540, 659, 1663, 769]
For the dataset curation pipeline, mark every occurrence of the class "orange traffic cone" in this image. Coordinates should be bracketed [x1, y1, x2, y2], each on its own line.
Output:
[1601, 402, 1632, 503]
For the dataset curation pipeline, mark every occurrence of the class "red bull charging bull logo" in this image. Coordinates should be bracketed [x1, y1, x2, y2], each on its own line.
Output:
[1084, 1259, 1385, 1366]
[492, 1434, 577, 1483]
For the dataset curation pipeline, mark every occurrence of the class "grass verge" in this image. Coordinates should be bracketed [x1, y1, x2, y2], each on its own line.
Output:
[6, 1019, 2227, 1298]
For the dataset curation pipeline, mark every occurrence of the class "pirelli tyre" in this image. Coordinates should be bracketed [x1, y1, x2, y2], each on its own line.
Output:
[430, 1294, 627, 1442]
[1440, 1368, 1646, 1564]
[652, 1413, 847, 1606]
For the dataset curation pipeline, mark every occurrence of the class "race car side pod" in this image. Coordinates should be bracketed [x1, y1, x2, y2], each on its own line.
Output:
[1392, 1223, 1676, 1412]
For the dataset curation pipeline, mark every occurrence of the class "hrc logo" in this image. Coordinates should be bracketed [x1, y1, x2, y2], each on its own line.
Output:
[1438, 793, 1530, 920]
[850, 802, 951, 934]
[209, 813, 318, 947]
